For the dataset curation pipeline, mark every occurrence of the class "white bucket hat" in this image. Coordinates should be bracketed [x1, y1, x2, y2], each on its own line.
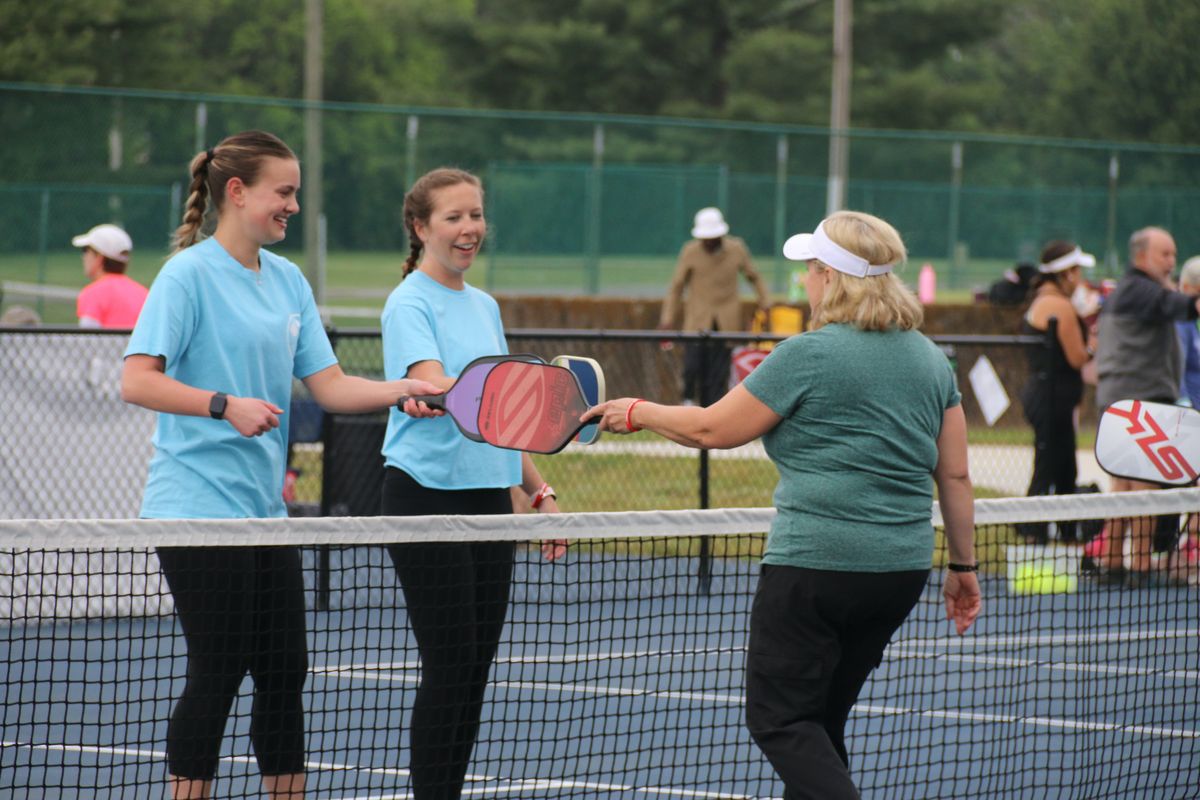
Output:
[72, 224, 133, 262]
[691, 207, 729, 239]
[1039, 246, 1095, 274]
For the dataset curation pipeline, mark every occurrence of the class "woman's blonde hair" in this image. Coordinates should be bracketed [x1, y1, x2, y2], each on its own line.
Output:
[810, 210, 923, 332]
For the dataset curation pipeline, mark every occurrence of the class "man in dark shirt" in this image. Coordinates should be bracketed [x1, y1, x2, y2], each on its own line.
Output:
[1095, 226, 1200, 584]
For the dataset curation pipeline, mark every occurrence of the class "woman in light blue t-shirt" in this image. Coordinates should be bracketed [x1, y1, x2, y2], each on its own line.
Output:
[122, 130, 439, 800]
[587, 211, 981, 800]
[379, 168, 565, 800]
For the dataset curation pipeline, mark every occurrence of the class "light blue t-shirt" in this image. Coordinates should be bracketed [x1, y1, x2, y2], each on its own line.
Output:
[125, 238, 337, 519]
[380, 271, 521, 489]
[742, 324, 960, 572]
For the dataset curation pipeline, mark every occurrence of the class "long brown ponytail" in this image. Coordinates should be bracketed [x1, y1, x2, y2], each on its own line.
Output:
[171, 130, 297, 254]
[401, 168, 483, 278]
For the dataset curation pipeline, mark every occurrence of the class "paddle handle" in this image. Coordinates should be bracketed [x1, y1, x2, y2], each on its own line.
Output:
[397, 393, 446, 411]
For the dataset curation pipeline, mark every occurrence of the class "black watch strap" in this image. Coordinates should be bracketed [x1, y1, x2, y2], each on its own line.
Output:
[947, 562, 979, 573]
[209, 392, 229, 420]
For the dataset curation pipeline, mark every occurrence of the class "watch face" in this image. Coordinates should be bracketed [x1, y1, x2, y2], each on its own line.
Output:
[210, 392, 228, 419]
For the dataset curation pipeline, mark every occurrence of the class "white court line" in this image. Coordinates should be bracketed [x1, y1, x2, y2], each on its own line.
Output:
[853, 706, 1198, 739]
[889, 648, 1200, 682]
[310, 645, 746, 674]
[316, 661, 1198, 740]
[0, 742, 767, 800]
[315, 628, 1197, 682]
[897, 627, 1200, 649]
[0, 740, 409, 778]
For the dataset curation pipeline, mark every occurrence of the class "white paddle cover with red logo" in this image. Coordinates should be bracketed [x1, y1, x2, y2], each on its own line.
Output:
[1095, 399, 1200, 486]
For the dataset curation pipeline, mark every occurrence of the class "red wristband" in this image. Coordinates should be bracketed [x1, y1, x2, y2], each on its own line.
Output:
[530, 483, 556, 509]
[626, 399, 646, 433]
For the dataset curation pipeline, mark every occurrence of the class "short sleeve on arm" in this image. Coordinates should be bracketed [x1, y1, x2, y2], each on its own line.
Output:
[742, 336, 808, 417]
[382, 295, 441, 380]
[124, 273, 194, 365]
[76, 286, 100, 323]
[943, 354, 962, 409]
[291, 277, 337, 379]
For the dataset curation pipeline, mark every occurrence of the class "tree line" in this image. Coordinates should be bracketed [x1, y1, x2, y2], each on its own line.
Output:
[2, 0, 1197, 147]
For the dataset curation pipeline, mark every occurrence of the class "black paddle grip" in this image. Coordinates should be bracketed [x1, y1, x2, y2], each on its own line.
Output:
[397, 393, 446, 411]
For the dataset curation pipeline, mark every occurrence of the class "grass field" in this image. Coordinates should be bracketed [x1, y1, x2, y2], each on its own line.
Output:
[1, 248, 1006, 325]
[289, 444, 1017, 571]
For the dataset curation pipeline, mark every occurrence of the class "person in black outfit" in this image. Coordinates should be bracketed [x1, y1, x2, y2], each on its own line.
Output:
[1019, 241, 1096, 543]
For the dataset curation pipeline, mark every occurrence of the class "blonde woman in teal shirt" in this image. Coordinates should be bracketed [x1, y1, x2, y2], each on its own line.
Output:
[586, 210, 980, 800]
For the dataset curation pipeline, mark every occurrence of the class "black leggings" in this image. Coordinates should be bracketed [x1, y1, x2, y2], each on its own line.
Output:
[1021, 382, 1080, 541]
[745, 565, 929, 800]
[155, 546, 308, 780]
[381, 467, 515, 800]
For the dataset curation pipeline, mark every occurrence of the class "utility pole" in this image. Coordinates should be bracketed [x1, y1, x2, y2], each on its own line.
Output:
[304, 0, 325, 303]
[826, 0, 852, 215]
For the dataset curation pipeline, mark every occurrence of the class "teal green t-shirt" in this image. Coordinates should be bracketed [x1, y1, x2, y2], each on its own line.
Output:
[741, 324, 960, 572]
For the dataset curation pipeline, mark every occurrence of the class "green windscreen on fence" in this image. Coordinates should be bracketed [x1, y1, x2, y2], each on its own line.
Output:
[3, 83, 1200, 298]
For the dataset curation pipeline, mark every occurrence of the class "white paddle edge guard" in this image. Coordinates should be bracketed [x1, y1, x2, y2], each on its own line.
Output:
[1, 487, 1197, 549]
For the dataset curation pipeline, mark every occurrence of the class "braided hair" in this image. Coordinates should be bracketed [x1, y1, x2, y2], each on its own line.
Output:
[401, 168, 483, 278]
[171, 130, 296, 254]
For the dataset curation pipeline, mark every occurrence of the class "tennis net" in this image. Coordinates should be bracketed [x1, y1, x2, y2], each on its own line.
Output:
[1, 489, 1198, 799]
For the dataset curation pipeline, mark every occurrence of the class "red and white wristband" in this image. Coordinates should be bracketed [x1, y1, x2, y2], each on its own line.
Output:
[530, 483, 557, 509]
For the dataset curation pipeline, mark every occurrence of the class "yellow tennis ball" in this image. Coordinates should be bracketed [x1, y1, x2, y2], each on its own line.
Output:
[1051, 573, 1078, 593]
[1012, 564, 1038, 594]
[1031, 570, 1057, 594]
[1012, 563, 1076, 594]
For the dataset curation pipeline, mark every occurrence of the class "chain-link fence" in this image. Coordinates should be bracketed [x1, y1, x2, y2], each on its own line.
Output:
[3, 82, 1200, 304]
[1, 326, 1073, 522]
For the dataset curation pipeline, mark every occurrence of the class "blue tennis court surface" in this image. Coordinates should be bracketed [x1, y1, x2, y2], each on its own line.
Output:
[2, 547, 1197, 799]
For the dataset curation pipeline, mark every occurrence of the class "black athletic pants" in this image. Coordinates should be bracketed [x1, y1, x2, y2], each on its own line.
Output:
[745, 564, 929, 800]
[381, 467, 515, 800]
[156, 546, 308, 779]
[1021, 381, 1079, 541]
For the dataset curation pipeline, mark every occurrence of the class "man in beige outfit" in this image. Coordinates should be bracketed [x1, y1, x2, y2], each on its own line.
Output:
[660, 207, 770, 403]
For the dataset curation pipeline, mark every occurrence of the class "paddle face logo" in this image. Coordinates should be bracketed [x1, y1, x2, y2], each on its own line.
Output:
[1107, 400, 1198, 483]
[479, 362, 548, 450]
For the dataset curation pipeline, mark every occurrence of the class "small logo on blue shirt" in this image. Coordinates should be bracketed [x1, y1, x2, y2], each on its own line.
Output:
[288, 313, 302, 358]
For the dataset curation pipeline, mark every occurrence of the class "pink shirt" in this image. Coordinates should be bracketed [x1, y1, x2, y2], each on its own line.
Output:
[76, 273, 149, 328]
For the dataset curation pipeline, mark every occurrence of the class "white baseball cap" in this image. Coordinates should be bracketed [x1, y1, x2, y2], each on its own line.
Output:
[691, 207, 729, 239]
[72, 224, 133, 262]
[782, 233, 815, 261]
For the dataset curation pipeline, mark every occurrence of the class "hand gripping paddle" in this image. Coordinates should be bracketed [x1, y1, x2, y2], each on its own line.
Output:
[1095, 399, 1200, 486]
[551, 355, 605, 445]
[477, 361, 594, 454]
[399, 354, 543, 442]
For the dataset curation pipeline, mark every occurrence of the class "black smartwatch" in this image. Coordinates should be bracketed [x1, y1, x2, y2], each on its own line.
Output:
[209, 392, 229, 420]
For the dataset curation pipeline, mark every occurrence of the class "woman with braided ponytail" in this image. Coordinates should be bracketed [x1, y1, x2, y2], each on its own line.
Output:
[379, 168, 563, 799]
[121, 130, 440, 799]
